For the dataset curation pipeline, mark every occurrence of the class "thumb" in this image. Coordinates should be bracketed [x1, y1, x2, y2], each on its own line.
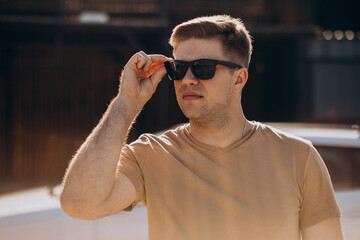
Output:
[149, 65, 167, 91]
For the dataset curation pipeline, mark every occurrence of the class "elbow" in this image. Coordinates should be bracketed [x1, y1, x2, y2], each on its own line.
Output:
[60, 191, 79, 218]
[60, 190, 97, 220]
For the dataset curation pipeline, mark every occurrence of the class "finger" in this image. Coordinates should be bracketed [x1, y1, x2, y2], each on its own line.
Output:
[138, 51, 146, 57]
[130, 51, 147, 70]
[137, 51, 156, 73]
[142, 55, 153, 72]
[136, 55, 147, 70]
[129, 51, 144, 64]
[149, 65, 167, 90]
[148, 54, 173, 63]
[144, 55, 172, 77]
[144, 61, 163, 78]
[144, 54, 171, 73]
[127, 52, 171, 78]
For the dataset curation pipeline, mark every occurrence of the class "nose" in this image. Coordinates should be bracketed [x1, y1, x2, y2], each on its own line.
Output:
[181, 67, 199, 85]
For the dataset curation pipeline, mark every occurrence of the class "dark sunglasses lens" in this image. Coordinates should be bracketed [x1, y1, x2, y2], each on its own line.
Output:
[165, 61, 187, 80]
[193, 61, 216, 80]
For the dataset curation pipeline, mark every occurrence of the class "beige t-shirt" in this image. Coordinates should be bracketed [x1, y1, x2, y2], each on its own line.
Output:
[119, 122, 340, 240]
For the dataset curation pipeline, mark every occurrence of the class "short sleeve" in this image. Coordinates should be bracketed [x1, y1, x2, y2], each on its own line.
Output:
[299, 144, 341, 229]
[118, 144, 146, 211]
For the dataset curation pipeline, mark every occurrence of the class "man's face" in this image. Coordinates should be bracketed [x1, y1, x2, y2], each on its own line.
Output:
[173, 38, 238, 124]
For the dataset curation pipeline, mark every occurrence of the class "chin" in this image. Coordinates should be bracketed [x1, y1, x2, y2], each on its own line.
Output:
[183, 111, 205, 121]
[180, 109, 198, 120]
[182, 111, 195, 119]
[180, 105, 207, 120]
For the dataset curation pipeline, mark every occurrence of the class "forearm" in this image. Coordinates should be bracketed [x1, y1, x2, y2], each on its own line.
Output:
[60, 52, 169, 218]
[61, 95, 138, 214]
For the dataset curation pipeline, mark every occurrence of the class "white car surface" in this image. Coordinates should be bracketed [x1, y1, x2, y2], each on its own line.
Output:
[0, 185, 148, 240]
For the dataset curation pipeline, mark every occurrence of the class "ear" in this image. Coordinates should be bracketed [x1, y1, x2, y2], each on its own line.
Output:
[233, 68, 248, 94]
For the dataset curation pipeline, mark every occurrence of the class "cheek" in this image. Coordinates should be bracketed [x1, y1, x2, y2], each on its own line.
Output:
[174, 82, 182, 98]
[210, 79, 233, 99]
[174, 81, 180, 91]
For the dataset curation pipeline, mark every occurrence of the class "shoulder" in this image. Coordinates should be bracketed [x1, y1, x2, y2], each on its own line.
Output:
[251, 122, 314, 154]
[255, 122, 312, 145]
[127, 123, 188, 149]
[121, 124, 188, 163]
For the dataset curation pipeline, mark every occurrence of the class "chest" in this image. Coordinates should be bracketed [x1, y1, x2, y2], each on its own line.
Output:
[143, 147, 302, 218]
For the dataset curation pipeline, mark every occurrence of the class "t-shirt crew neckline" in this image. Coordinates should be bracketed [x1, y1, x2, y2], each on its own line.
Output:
[181, 121, 258, 153]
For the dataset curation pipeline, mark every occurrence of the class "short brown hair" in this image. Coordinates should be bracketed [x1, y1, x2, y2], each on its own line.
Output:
[169, 15, 253, 68]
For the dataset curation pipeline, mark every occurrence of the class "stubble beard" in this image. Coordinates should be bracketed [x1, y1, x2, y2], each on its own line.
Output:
[182, 93, 233, 129]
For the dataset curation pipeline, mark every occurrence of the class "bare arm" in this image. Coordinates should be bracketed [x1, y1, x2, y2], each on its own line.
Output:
[60, 51, 170, 219]
[301, 217, 343, 240]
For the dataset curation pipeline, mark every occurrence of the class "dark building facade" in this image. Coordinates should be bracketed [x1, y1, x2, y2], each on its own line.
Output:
[0, 0, 359, 192]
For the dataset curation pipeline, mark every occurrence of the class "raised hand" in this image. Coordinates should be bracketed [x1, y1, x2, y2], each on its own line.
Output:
[119, 51, 171, 112]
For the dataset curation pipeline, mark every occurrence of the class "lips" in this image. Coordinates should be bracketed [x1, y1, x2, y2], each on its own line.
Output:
[182, 91, 203, 100]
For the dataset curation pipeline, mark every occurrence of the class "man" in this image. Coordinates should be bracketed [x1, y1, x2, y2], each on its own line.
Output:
[61, 15, 343, 239]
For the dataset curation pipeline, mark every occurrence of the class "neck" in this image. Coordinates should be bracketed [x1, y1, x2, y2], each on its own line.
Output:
[188, 107, 250, 148]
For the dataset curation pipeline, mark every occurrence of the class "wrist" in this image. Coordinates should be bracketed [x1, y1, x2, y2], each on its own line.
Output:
[112, 95, 142, 123]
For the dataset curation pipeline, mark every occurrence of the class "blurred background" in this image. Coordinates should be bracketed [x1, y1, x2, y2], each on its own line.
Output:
[0, 0, 359, 202]
[1, 0, 360, 239]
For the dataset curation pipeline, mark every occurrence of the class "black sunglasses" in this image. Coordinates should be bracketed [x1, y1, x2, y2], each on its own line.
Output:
[164, 59, 242, 81]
